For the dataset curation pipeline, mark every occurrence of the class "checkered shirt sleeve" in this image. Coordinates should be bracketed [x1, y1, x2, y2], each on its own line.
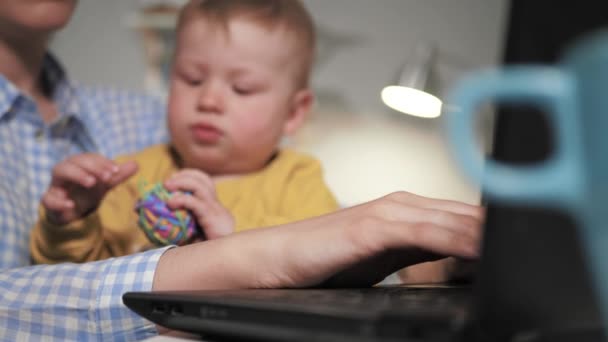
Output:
[0, 55, 171, 340]
[0, 247, 171, 341]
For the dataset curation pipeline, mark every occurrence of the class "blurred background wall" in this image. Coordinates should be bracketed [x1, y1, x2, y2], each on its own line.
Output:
[52, 0, 509, 207]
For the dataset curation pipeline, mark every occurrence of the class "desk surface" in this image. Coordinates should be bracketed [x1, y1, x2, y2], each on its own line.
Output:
[144, 333, 202, 341]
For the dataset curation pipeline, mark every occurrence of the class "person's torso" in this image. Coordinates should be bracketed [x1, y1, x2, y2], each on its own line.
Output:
[0, 56, 168, 268]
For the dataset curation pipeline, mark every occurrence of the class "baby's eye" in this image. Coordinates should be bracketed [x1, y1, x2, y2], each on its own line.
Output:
[232, 85, 254, 95]
[186, 77, 203, 86]
[178, 70, 204, 86]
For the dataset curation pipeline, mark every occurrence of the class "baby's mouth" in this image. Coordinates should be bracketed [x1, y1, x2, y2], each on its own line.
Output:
[190, 123, 223, 143]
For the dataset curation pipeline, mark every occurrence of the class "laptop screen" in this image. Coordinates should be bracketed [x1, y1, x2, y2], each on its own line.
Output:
[471, 1, 606, 339]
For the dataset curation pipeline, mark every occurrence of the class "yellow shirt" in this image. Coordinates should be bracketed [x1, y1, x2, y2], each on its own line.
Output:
[31, 144, 339, 264]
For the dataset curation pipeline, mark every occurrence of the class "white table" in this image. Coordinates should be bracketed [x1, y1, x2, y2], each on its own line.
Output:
[144, 333, 203, 341]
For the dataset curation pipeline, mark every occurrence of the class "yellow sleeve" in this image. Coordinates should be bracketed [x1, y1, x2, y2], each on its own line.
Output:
[28, 147, 178, 264]
[29, 178, 143, 264]
[30, 205, 105, 264]
[238, 153, 339, 230]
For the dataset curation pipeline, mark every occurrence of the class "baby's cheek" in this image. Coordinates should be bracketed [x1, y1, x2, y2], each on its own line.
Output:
[167, 109, 190, 135]
[241, 114, 278, 134]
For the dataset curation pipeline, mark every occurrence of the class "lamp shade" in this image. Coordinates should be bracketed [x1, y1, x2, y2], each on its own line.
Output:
[381, 43, 443, 118]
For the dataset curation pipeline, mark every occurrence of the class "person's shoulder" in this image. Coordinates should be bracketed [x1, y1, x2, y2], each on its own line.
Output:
[78, 85, 164, 104]
[78, 85, 166, 116]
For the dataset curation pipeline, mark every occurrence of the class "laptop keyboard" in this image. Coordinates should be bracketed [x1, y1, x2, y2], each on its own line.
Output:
[209, 285, 471, 313]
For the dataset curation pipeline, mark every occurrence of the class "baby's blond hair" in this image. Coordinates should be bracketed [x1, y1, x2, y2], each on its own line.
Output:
[177, 0, 316, 87]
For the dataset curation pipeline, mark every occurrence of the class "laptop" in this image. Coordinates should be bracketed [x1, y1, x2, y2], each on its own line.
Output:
[122, 201, 603, 342]
[122, 101, 605, 342]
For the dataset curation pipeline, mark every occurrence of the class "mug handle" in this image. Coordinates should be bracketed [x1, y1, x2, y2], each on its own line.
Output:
[445, 66, 584, 209]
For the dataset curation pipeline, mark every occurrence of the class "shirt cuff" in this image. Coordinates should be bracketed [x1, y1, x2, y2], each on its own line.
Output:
[95, 246, 175, 341]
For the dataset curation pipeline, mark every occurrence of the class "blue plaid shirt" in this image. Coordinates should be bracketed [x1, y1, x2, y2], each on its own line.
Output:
[0, 248, 171, 341]
[0, 55, 168, 267]
[0, 55, 171, 340]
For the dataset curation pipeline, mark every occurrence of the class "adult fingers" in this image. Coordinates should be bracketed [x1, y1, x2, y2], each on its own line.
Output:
[338, 201, 481, 263]
[383, 191, 484, 219]
[364, 197, 481, 242]
[378, 220, 479, 259]
[416, 208, 482, 244]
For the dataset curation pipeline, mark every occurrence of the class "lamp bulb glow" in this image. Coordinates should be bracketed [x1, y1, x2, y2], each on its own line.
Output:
[381, 86, 442, 118]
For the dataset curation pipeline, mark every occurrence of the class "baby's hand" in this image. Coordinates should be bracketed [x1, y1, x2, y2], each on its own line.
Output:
[42, 153, 138, 225]
[164, 169, 235, 240]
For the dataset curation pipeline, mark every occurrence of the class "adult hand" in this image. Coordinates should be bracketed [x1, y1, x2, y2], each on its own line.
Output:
[42, 153, 138, 224]
[397, 256, 479, 284]
[164, 169, 235, 240]
[153, 191, 482, 291]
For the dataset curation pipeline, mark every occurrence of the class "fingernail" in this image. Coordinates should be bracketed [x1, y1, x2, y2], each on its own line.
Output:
[85, 176, 95, 186]
[102, 172, 111, 181]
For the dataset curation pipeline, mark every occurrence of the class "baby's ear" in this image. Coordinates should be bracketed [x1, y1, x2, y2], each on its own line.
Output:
[283, 88, 314, 135]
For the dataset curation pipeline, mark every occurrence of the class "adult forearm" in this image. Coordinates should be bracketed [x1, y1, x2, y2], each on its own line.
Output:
[152, 229, 277, 291]
[153, 192, 481, 292]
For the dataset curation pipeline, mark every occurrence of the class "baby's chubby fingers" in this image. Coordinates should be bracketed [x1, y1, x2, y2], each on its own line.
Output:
[167, 192, 234, 240]
[166, 192, 207, 228]
[41, 187, 77, 225]
[41, 187, 74, 211]
[52, 160, 98, 188]
[106, 160, 139, 187]
[166, 192, 205, 217]
[52, 154, 118, 188]
[167, 169, 214, 188]
[164, 169, 216, 201]
[67, 153, 120, 181]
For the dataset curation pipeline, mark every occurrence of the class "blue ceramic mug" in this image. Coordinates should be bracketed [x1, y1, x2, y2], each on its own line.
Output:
[444, 30, 608, 335]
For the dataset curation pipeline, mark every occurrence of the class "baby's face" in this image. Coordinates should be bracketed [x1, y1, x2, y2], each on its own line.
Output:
[168, 16, 311, 175]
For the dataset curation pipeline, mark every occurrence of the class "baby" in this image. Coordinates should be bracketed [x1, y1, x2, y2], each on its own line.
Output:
[30, 0, 339, 263]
